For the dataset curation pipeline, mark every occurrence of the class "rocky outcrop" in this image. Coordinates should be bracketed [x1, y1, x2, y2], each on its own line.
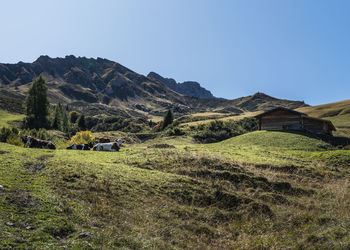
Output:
[147, 72, 214, 98]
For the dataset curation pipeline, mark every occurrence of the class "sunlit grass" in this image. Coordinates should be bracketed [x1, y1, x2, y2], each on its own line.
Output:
[1, 130, 350, 248]
[0, 109, 24, 127]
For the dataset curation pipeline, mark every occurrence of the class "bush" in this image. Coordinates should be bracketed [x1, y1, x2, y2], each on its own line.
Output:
[84, 115, 145, 133]
[0, 127, 12, 142]
[69, 111, 80, 123]
[68, 131, 95, 145]
[0, 126, 23, 146]
[6, 134, 23, 147]
[20, 128, 50, 140]
[167, 127, 185, 136]
[77, 114, 86, 130]
[193, 118, 258, 143]
[37, 128, 49, 140]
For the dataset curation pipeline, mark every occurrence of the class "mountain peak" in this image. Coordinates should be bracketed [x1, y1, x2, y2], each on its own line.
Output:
[0, 55, 307, 117]
[147, 72, 214, 98]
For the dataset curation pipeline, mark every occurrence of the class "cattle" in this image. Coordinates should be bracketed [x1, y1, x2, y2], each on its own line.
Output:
[98, 138, 111, 143]
[66, 142, 94, 150]
[115, 139, 123, 147]
[93, 142, 120, 152]
[21, 136, 56, 149]
[154, 121, 163, 130]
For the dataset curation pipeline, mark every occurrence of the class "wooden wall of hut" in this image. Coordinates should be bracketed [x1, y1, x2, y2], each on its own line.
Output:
[260, 110, 301, 130]
[302, 117, 329, 135]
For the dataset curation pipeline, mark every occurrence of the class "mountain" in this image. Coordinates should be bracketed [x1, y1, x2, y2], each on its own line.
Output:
[0, 55, 307, 117]
[147, 72, 214, 98]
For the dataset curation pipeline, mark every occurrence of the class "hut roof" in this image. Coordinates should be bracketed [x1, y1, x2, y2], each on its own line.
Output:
[255, 107, 306, 118]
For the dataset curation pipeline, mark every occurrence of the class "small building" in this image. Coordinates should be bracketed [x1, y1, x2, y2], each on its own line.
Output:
[255, 107, 336, 135]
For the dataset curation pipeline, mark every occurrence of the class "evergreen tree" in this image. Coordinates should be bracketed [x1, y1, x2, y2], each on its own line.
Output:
[69, 111, 79, 123]
[51, 102, 63, 130]
[62, 109, 70, 133]
[162, 109, 174, 130]
[77, 114, 86, 130]
[24, 75, 49, 128]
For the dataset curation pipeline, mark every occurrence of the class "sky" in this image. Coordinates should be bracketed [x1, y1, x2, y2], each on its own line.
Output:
[1, 0, 350, 105]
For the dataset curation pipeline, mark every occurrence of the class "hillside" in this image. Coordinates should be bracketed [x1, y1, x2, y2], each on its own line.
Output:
[1, 132, 350, 248]
[0, 56, 307, 118]
[297, 100, 350, 137]
[221, 130, 332, 151]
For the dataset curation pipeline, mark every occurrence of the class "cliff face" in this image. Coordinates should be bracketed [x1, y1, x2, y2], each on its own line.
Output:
[147, 72, 214, 98]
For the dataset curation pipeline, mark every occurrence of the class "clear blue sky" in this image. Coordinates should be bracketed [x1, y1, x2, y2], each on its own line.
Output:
[1, 0, 349, 105]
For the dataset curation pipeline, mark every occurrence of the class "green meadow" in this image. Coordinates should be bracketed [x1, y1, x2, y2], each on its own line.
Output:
[1, 130, 350, 249]
[0, 110, 24, 128]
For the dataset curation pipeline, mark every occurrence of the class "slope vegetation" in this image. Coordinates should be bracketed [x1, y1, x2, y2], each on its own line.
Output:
[297, 100, 350, 137]
[297, 99, 350, 128]
[0, 110, 25, 128]
[221, 130, 332, 151]
[1, 134, 350, 248]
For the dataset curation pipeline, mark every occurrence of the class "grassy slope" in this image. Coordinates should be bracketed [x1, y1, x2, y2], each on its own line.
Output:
[1, 130, 350, 248]
[297, 100, 350, 128]
[297, 100, 350, 118]
[0, 110, 25, 128]
[179, 111, 260, 127]
[221, 130, 332, 151]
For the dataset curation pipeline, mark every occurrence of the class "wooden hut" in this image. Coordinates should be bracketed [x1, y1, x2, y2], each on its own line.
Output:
[255, 107, 336, 135]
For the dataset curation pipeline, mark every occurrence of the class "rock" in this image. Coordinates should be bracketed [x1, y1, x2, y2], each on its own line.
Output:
[0, 185, 3, 189]
[147, 71, 214, 98]
[26, 226, 33, 230]
[6, 222, 14, 227]
[78, 232, 94, 238]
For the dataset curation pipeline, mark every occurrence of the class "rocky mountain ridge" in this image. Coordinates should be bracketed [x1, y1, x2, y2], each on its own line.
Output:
[0, 55, 307, 117]
[147, 72, 214, 98]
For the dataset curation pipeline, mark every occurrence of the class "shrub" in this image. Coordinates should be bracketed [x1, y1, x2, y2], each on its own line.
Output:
[193, 118, 258, 143]
[37, 128, 49, 140]
[6, 134, 23, 147]
[0, 127, 12, 142]
[167, 127, 185, 136]
[68, 131, 95, 145]
[77, 114, 86, 130]
[0, 126, 23, 146]
[69, 111, 80, 123]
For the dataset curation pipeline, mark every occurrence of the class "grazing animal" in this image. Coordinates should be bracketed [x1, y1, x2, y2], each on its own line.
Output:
[93, 142, 120, 152]
[21, 136, 56, 149]
[153, 121, 163, 130]
[115, 139, 123, 147]
[66, 142, 94, 150]
[98, 138, 110, 143]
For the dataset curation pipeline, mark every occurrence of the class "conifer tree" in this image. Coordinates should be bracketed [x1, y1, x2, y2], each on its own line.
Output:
[51, 102, 63, 130]
[62, 109, 70, 133]
[24, 75, 49, 128]
[77, 114, 86, 130]
[162, 109, 174, 130]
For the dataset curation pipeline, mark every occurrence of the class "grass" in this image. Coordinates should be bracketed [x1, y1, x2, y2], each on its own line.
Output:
[324, 114, 350, 128]
[221, 130, 332, 151]
[1, 129, 350, 248]
[0, 110, 25, 128]
[179, 111, 260, 127]
[297, 99, 350, 118]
